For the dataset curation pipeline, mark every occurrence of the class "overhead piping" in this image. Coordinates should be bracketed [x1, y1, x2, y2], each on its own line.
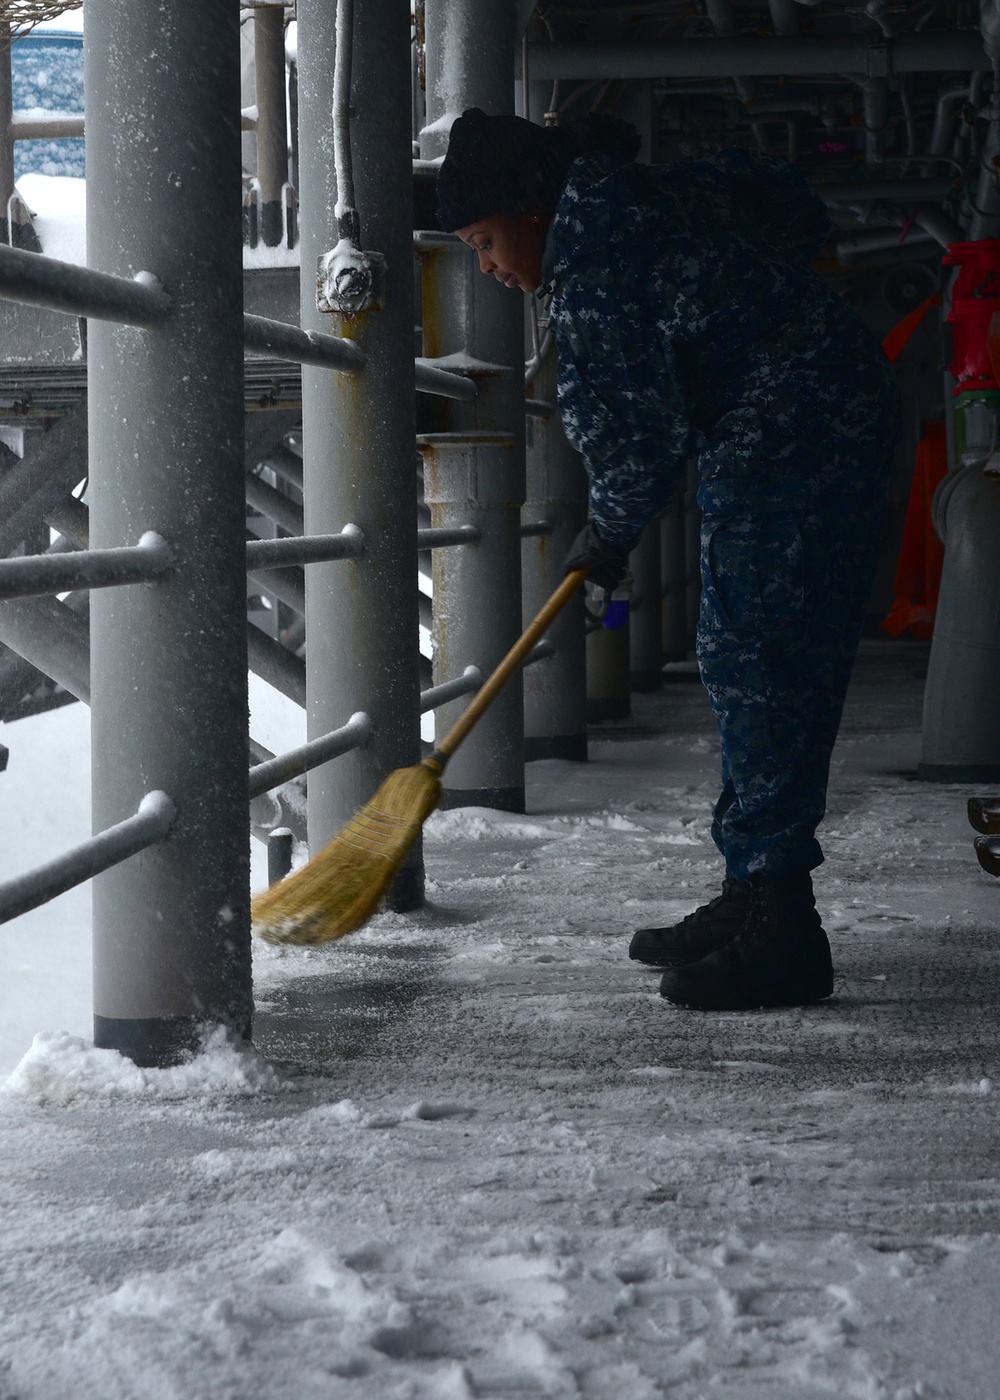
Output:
[523, 32, 989, 82]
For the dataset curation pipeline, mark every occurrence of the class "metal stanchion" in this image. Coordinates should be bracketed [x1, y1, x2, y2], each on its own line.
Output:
[254, 5, 289, 248]
[523, 348, 588, 760]
[87, 0, 251, 1065]
[420, 0, 526, 811]
[298, 0, 424, 908]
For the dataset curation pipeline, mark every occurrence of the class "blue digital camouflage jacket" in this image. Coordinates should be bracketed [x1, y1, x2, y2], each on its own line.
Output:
[545, 147, 902, 553]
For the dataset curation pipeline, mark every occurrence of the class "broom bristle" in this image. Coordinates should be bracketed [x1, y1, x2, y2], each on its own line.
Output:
[251, 762, 442, 946]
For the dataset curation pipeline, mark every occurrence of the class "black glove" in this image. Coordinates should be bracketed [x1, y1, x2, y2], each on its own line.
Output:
[563, 521, 630, 591]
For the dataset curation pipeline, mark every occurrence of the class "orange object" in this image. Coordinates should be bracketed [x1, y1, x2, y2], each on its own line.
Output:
[881, 291, 941, 366]
[881, 420, 948, 641]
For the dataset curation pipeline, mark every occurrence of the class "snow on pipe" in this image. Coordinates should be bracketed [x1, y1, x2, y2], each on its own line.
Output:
[0, 244, 170, 326]
[332, 0, 358, 238]
[523, 31, 988, 81]
[248, 712, 373, 799]
[419, 666, 484, 714]
[245, 523, 366, 570]
[244, 312, 365, 372]
[315, 0, 387, 315]
[414, 358, 479, 401]
[0, 532, 172, 602]
[0, 791, 176, 927]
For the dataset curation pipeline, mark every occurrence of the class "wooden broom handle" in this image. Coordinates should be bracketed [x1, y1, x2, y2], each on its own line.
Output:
[433, 568, 590, 764]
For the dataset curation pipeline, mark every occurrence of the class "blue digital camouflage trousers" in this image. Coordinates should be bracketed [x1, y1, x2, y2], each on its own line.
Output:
[697, 467, 890, 881]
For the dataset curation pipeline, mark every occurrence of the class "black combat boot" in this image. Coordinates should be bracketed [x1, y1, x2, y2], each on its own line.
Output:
[629, 874, 752, 967]
[658, 869, 833, 1010]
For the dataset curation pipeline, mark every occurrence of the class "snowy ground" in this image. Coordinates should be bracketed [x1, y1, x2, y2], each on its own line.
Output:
[1, 642, 999, 1399]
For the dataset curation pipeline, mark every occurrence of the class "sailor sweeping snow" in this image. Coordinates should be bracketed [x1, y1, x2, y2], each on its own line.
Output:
[437, 107, 902, 1011]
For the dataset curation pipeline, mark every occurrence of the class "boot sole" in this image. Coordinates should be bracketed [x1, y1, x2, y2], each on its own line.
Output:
[660, 977, 833, 1012]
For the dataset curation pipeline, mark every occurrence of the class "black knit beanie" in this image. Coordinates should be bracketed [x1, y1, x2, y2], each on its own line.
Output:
[437, 108, 641, 232]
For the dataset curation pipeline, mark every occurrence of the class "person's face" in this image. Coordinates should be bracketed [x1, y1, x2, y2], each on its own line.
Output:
[455, 213, 549, 293]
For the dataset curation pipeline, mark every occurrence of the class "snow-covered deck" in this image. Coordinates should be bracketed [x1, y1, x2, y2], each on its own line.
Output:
[2, 640, 999, 1397]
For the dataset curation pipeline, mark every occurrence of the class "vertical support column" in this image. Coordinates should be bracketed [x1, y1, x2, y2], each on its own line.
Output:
[523, 352, 588, 761]
[86, 0, 251, 1065]
[586, 619, 630, 723]
[298, 0, 423, 906]
[254, 4, 289, 248]
[422, 432, 524, 809]
[421, 0, 526, 810]
[0, 25, 14, 246]
[628, 520, 662, 691]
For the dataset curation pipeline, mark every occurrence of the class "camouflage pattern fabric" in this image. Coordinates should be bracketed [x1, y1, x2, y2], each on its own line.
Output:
[548, 147, 900, 550]
[545, 147, 902, 878]
[699, 489, 889, 878]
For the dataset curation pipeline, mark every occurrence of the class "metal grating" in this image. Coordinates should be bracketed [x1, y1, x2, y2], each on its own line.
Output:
[0, 358, 305, 418]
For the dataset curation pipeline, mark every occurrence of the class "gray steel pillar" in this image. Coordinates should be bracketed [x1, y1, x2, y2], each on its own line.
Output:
[423, 432, 524, 807]
[629, 520, 662, 691]
[920, 444, 1000, 782]
[86, 0, 251, 1064]
[298, 0, 423, 905]
[586, 617, 630, 723]
[254, 5, 289, 248]
[421, 0, 526, 810]
[523, 350, 588, 761]
[0, 26, 13, 246]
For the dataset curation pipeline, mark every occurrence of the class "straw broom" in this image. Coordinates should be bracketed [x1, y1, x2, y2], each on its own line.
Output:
[251, 568, 589, 946]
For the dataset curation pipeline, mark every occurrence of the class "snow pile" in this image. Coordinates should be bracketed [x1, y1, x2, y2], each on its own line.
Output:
[16, 171, 85, 263]
[4, 1024, 284, 1105]
[424, 806, 553, 843]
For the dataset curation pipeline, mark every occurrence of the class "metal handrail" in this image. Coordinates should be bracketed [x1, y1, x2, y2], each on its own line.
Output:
[417, 525, 481, 549]
[419, 665, 483, 713]
[248, 712, 373, 797]
[12, 114, 85, 140]
[243, 313, 366, 372]
[414, 359, 478, 401]
[520, 520, 553, 539]
[246, 314, 476, 400]
[0, 245, 171, 326]
[0, 532, 172, 602]
[245, 524, 365, 569]
[0, 791, 176, 927]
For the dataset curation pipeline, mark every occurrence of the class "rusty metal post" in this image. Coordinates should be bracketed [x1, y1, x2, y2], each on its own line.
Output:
[420, 0, 526, 809]
[254, 4, 289, 247]
[421, 432, 524, 808]
[297, 0, 423, 905]
[523, 348, 588, 760]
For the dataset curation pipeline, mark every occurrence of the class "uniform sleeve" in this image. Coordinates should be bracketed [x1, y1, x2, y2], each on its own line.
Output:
[554, 264, 693, 555]
[717, 148, 831, 261]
